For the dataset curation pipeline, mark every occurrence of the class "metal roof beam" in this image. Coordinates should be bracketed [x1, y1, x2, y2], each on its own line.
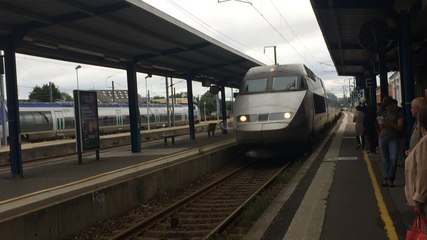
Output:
[55, 0, 96, 16]
[314, 0, 394, 9]
[0, 2, 53, 24]
[328, 43, 363, 50]
[13, 2, 131, 33]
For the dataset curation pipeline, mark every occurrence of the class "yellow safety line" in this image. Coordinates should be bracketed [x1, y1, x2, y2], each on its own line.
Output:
[363, 151, 398, 240]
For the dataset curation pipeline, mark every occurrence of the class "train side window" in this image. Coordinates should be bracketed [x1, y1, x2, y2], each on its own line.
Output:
[305, 77, 315, 90]
[313, 94, 326, 113]
[123, 115, 130, 125]
[175, 114, 182, 121]
[149, 115, 155, 122]
[19, 112, 32, 126]
[108, 116, 115, 125]
[64, 117, 75, 129]
[243, 78, 267, 93]
[35, 112, 51, 124]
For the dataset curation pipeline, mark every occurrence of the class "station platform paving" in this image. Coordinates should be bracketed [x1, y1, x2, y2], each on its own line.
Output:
[246, 112, 413, 240]
[0, 113, 415, 240]
[0, 128, 234, 202]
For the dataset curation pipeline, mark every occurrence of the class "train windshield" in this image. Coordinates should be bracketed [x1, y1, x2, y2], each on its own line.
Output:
[272, 76, 300, 91]
[242, 76, 303, 94]
[242, 78, 267, 93]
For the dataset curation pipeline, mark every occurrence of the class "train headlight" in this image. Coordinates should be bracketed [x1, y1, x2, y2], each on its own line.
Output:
[239, 115, 248, 122]
[269, 112, 293, 121]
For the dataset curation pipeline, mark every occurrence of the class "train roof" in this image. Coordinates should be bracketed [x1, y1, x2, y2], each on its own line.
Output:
[244, 64, 319, 80]
[17, 102, 189, 108]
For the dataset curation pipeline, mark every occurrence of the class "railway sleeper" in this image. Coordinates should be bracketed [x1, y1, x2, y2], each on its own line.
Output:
[143, 229, 208, 239]
[183, 206, 236, 212]
[174, 212, 229, 218]
[158, 221, 218, 230]
[195, 199, 243, 204]
[165, 218, 223, 225]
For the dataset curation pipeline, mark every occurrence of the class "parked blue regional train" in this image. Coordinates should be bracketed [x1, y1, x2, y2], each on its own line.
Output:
[233, 64, 341, 158]
[0, 102, 200, 143]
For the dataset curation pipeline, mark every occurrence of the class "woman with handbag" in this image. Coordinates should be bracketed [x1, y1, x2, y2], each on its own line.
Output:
[405, 104, 427, 239]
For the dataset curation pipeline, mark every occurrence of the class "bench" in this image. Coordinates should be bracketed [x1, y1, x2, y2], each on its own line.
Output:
[207, 123, 217, 137]
[162, 132, 177, 146]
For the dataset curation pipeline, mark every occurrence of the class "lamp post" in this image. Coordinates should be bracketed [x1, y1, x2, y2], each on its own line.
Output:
[0, 53, 6, 145]
[75, 65, 82, 163]
[75, 65, 81, 90]
[145, 74, 151, 130]
[204, 101, 206, 122]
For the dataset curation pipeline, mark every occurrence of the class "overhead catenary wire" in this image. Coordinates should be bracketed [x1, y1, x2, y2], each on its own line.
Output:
[154, 0, 342, 96]
[268, 0, 327, 72]
[166, 0, 275, 64]
[248, 2, 323, 77]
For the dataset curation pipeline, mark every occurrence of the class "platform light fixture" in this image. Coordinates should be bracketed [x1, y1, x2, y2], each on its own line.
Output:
[75, 65, 82, 90]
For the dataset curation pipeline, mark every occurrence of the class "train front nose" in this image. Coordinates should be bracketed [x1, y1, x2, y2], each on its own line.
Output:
[235, 122, 290, 144]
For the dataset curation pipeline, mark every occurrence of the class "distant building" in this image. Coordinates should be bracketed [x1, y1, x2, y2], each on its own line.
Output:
[155, 98, 188, 105]
[96, 90, 145, 103]
[389, 72, 402, 105]
[375, 76, 394, 105]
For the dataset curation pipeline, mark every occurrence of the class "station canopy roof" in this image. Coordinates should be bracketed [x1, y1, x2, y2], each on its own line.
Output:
[311, 0, 427, 77]
[0, 0, 264, 88]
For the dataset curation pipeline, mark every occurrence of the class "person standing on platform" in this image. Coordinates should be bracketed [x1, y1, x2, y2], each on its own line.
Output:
[405, 105, 427, 219]
[353, 105, 365, 149]
[379, 96, 404, 187]
[360, 97, 378, 154]
[405, 97, 427, 156]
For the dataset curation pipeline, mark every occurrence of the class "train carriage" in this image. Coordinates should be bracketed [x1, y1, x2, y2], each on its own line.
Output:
[233, 64, 340, 158]
[0, 102, 201, 143]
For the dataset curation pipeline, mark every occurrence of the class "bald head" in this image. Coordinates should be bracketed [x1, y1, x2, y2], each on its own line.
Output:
[411, 97, 427, 118]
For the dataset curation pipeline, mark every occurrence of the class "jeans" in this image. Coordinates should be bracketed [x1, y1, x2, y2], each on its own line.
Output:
[379, 136, 399, 182]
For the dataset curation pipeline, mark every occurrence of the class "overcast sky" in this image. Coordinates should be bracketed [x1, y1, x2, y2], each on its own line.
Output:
[12, 0, 352, 100]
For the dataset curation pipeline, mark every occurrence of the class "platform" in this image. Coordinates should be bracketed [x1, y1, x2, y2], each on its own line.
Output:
[0, 113, 415, 239]
[0, 127, 237, 239]
[245, 112, 413, 240]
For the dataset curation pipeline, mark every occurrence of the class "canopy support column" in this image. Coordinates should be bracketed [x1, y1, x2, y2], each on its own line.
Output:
[398, 9, 414, 149]
[126, 62, 141, 152]
[4, 36, 23, 176]
[378, 51, 388, 100]
[186, 76, 195, 140]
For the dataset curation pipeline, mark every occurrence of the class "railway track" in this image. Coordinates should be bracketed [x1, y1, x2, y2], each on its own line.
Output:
[108, 162, 291, 240]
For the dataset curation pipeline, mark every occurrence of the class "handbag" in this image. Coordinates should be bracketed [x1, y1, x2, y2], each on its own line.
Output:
[406, 215, 427, 240]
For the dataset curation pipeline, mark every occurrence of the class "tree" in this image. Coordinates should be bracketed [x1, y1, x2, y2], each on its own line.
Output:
[199, 91, 234, 118]
[28, 83, 70, 102]
[60, 92, 73, 102]
[200, 92, 216, 116]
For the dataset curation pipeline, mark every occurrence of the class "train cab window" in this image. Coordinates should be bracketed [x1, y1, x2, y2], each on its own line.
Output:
[272, 76, 300, 91]
[123, 115, 130, 125]
[242, 78, 267, 93]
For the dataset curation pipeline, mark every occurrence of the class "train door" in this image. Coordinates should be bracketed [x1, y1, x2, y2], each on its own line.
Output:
[115, 109, 123, 131]
[54, 111, 64, 131]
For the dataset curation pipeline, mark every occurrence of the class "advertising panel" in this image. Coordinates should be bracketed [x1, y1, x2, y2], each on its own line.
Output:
[79, 91, 100, 151]
[74, 90, 100, 157]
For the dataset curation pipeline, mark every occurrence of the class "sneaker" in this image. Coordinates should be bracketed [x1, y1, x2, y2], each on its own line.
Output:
[381, 182, 389, 187]
[356, 144, 361, 149]
[368, 152, 376, 156]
